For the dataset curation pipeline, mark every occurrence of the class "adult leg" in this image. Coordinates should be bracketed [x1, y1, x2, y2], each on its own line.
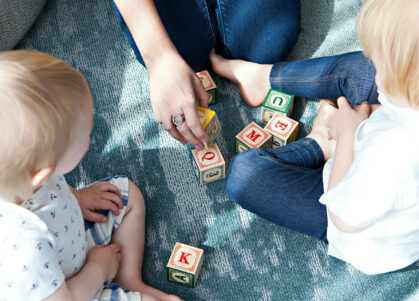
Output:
[226, 101, 337, 242]
[111, 0, 216, 71]
[214, 0, 301, 63]
[210, 51, 378, 106]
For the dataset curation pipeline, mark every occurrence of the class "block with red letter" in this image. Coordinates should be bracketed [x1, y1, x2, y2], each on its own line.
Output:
[197, 70, 217, 105]
[235, 122, 272, 153]
[264, 112, 299, 148]
[260, 89, 294, 124]
[191, 143, 225, 185]
[197, 106, 221, 144]
[167, 242, 204, 288]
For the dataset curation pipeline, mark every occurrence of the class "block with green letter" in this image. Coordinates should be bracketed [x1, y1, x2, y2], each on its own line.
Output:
[260, 89, 294, 124]
[235, 122, 272, 153]
[167, 242, 204, 288]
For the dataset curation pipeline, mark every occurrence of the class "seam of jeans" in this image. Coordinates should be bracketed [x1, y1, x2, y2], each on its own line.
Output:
[301, 139, 323, 165]
[270, 62, 286, 90]
[215, 0, 227, 47]
[255, 145, 314, 173]
[202, 0, 216, 45]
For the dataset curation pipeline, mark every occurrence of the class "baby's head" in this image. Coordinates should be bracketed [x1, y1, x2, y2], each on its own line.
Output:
[357, 0, 419, 109]
[0, 50, 93, 203]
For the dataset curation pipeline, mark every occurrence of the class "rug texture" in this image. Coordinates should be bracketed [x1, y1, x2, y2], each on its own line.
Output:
[15, 0, 418, 300]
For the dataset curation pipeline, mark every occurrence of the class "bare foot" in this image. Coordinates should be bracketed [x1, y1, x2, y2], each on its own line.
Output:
[209, 49, 272, 107]
[307, 99, 337, 161]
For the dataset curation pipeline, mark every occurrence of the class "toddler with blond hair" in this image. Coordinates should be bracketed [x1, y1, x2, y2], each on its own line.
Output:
[217, 0, 419, 274]
[0, 50, 181, 300]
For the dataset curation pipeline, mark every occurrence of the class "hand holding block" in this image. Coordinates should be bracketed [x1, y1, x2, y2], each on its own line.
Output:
[235, 122, 272, 153]
[197, 70, 217, 105]
[264, 112, 299, 148]
[260, 89, 294, 124]
[191, 143, 225, 185]
[197, 106, 221, 143]
[167, 242, 204, 288]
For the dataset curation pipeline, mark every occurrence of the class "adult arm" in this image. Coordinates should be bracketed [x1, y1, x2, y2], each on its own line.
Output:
[113, 0, 209, 149]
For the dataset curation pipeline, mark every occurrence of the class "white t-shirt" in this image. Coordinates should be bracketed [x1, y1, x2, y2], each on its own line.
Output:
[320, 92, 419, 274]
[0, 176, 86, 300]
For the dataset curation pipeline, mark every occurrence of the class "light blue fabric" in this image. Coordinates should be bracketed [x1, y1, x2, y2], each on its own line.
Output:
[15, 0, 419, 300]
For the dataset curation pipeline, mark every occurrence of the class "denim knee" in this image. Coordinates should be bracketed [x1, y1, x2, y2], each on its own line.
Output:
[225, 150, 263, 207]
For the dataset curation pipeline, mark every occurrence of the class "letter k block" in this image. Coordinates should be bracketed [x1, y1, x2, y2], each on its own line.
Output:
[167, 242, 204, 288]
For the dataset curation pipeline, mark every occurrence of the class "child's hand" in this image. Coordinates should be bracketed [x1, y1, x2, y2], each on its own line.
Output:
[327, 97, 371, 141]
[73, 182, 124, 223]
[86, 244, 121, 281]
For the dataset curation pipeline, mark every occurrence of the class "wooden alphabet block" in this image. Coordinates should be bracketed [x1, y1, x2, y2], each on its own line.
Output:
[264, 112, 299, 148]
[197, 70, 217, 105]
[260, 89, 294, 124]
[191, 143, 225, 185]
[167, 242, 204, 288]
[235, 122, 272, 153]
[197, 106, 221, 144]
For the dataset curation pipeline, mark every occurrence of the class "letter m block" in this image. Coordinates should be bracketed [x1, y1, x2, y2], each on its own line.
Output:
[235, 122, 272, 153]
[167, 242, 204, 288]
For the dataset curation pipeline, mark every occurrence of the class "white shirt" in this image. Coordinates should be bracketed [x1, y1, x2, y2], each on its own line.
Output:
[320, 92, 419, 274]
[0, 176, 86, 300]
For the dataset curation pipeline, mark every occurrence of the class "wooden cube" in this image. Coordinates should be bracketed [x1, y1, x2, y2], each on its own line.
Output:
[235, 122, 272, 153]
[260, 89, 294, 124]
[191, 143, 225, 185]
[197, 70, 217, 105]
[264, 112, 299, 148]
[197, 106, 221, 144]
[167, 242, 204, 288]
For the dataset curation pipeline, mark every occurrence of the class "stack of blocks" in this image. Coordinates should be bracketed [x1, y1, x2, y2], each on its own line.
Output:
[167, 243, 204, 288]
[196, 70, 217, 105]
[235, 88, 299, 153]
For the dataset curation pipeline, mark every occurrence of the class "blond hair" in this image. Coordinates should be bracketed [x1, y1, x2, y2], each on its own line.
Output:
[357, 0, 419, 108]
[0, 50, 91, 202]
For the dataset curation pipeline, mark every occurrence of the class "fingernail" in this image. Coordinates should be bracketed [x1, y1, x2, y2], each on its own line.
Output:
[195, 145, 202, 151]
[202, 137, 209, 143]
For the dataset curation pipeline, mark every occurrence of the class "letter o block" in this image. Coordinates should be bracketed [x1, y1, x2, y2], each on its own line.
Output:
[191, 143, 225, 185]
[197, 106, 221, 144]
[235, 122, 272, 153]
[264, 113, 299, 148]
[167, 242, 204, 288]
[197, 70, 217, 105]
[260, 89, 294, 124]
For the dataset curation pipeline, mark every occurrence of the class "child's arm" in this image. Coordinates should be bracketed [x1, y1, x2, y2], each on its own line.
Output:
[44, 244, 121, 301]
[69, 183, 123, 223]
[326, 97, 372, 232]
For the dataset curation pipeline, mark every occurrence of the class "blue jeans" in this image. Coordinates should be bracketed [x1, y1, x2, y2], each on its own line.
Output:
[270, 51, 379, 105]
[112, 0, 301, 71]
[226, 52, 378, 242]
[226, 138, 328, 242]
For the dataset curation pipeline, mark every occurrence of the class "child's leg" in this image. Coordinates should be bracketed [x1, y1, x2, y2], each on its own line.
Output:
[210, 50, 378, 107]
[226, 101, 336, 241]
[111, 181, 181, 301]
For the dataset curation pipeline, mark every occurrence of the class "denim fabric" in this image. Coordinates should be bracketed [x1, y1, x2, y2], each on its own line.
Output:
[226, 138, 328, 242]
[270, 51, 379, 105]
[112, 0, 301, 71]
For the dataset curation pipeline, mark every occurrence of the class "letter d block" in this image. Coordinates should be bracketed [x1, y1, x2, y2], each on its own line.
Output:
[260, 89, 294, 124]
[197, 106, 221, 144]
[197, 70, 217, 105]
[235, 122, 272, 153]
[191, 143, 225, 185]
[167, 242, 204, 288]
[264, 112, 299, 148]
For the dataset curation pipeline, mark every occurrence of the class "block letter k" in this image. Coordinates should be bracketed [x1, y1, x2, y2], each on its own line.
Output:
[178, 252, 192, 264]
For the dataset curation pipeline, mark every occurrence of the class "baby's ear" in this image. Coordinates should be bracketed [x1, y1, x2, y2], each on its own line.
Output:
[31, 166, 54, 187]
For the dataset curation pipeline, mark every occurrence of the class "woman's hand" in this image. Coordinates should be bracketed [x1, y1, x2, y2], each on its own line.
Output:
[73, 182, 124, 223]
[148, 51, 209, 149]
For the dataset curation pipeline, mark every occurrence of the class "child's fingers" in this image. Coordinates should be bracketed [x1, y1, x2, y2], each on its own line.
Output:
[96, 197, 121, 216]
[85, 210, 107, 223]
[98, 182, 121, 196]
[101, 192, 124, 209]
[337, 96, 351, 109]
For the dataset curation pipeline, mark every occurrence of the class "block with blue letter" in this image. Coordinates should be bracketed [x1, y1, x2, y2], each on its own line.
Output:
[167, 242, 204, 288]
[191, 143, 225, 185]
[235, 122, 272, 153]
